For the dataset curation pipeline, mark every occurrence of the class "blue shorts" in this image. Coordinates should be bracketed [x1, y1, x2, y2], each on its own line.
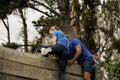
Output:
[80, 57, 94, 73]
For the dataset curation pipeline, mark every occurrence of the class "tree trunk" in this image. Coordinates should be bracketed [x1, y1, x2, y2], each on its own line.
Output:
[56, 0, 81, 39]
[70, 0, 80, 39]
[57, 0, 71, 34]
[19, 8, 28, 52]
[1, 18, 10, 44]
[82, 0, 99, 54]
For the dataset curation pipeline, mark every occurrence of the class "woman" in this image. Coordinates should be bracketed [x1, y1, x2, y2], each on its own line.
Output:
[37, 26, 69, 80]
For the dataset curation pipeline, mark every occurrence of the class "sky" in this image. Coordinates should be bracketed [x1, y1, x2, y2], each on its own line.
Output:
[0, 8, 42, 45]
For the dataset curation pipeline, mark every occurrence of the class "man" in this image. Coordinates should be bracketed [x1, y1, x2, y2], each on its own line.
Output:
[67, 38, 94, 80]
[37, 26, 69, 80]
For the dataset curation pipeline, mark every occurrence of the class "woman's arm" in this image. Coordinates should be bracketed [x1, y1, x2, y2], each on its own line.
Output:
[52, 36, 57, 45]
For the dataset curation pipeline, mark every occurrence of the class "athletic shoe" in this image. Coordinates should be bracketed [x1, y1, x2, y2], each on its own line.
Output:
[40, 47, 52, 55]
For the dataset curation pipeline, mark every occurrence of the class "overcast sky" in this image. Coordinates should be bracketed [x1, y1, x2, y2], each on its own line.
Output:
[0, 8, 43, 44]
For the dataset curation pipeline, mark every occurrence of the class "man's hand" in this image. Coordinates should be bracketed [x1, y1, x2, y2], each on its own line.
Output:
[67, 60, 78, 66]
[67, 59, 74, 65]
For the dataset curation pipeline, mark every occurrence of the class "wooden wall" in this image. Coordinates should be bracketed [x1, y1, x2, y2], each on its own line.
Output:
[0, 46, 83, 80]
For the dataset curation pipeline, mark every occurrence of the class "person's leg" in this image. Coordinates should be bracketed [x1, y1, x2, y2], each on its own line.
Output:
[58, 58, 67, 80]
[37, 44, 68, 80]
[81, 57, 94, 80]
[84, 72, 91, 80]
[91, 66, 95, 80]
[37, 44, 67, 56]
[57, 48, 69, 80]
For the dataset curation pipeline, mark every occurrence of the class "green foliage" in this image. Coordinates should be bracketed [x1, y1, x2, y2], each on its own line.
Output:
[0, 0, 11, 18]
[99, 0, 120, 55]
[32, 16, 61, 46]
[10, 0, 29, 8]
[2, 42, 20, 50]
[31, 45, 38, 53]
[32, 16, 61, 36]
[71, 0, 80, 12]
[43, 0, 58, 8]
[104, 61, 120, 80]
[0, 0, 29, 19]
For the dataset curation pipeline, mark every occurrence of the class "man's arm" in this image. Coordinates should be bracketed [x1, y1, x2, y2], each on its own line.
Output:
[67, 45, 82, 65]
[72, 45, 82, 61]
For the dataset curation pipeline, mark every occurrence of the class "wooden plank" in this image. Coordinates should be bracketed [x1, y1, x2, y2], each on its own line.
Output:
[0, 73, 32, 80]
[0, 59, 58, 80]
[0, 46, 83, 75]
[0, 59, 83, 80]
[66, 74, 83, 80]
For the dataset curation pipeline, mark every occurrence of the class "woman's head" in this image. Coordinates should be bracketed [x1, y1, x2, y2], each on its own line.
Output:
[49, 26, 58, 35]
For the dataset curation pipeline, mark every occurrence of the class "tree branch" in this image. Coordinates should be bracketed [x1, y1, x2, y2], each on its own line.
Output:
[1, 19, 9, 31]
[28, 5, 53, 18]
[30, 0, 60, 16]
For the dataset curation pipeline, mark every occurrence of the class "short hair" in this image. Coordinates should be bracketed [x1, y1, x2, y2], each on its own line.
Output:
[49, 26, 60, 31]
[49, 26, 56, 31]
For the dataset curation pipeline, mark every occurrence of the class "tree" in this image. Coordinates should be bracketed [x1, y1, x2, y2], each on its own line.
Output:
[81, 0, 100, 54]
[69, 0, 81, 39]
[1, 17, 10, 44]
[97, 0, 120, 60]
[10, 0, 29, 52]
[0, 0, 12, 44]
[0, 0, 29, 52]
[97, 0, 120, 79]
[18, 8, 28, 52]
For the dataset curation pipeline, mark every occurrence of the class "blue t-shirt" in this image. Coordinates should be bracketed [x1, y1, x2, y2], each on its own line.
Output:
[52, 30, 69, 51]
[69, 38, 92, 63]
